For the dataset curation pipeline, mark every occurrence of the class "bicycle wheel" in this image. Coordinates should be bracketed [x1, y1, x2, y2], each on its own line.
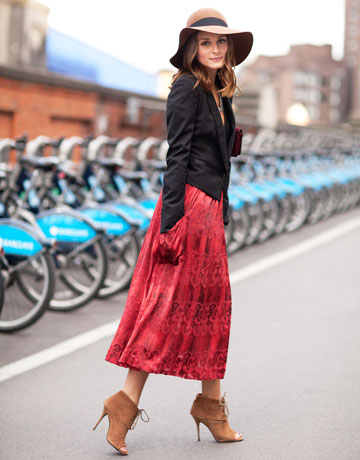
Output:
[96, 232, 140, 299]
[285, 190, 311, 232]
[227, 207, 250, 254]
[244, 202, 263, 246]
[0, 270, 4, 315]
[49, 238, 107, 311]
[257, 198, 280, 243]
[273, 195, 292, 235]
[224, 211, 235, 250]
[307, 188, 324, 224]
[0, 251, 55, 332]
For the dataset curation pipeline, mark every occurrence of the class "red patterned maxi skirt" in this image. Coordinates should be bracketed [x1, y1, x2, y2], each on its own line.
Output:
[105, 183, 232, 380]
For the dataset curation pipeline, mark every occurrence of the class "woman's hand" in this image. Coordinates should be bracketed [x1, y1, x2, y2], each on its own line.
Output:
[153, 216, 186, 265]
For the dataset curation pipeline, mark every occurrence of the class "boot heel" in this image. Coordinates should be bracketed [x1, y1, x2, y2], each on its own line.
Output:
[93, 406, 107, 430]
[190, 393, 243, 443]
[192, 416, 201, 441]
[93, 390, 149, 455]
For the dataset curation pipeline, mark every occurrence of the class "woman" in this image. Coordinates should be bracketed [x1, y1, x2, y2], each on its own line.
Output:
[93, 8, 253, 455]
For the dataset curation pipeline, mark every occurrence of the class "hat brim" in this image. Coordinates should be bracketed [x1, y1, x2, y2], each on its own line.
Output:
[170, 26, 253, 69]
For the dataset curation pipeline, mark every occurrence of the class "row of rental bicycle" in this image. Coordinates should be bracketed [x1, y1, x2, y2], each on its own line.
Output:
[0, 129, 360, 332]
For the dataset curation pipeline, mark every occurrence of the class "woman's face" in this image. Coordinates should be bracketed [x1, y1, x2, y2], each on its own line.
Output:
[196, 31, 228, 73]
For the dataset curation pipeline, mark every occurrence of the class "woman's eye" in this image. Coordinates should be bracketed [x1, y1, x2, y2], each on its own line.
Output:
[200, 38, 226, 46]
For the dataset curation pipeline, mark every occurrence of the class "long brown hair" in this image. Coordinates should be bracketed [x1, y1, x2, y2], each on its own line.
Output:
[169, 32, 242, 98]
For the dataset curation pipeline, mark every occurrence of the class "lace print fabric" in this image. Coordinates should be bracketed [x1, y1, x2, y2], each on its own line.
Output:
[105, 183, 232, 380]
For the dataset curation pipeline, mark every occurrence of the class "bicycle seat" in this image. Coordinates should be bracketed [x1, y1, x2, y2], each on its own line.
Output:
[118, 170, 148, 181]
[105, 138, 122, 147]
[142, 159, 166, 170]
[97, 158, 125, 169]
[21, 155, 59, 171]
[57, 165, 85, 186]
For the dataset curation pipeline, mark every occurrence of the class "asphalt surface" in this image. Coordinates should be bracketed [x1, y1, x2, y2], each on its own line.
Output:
[1, 208, 360, 460]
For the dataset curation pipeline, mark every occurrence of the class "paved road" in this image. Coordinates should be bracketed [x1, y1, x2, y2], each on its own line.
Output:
[1, 209, 360, 460]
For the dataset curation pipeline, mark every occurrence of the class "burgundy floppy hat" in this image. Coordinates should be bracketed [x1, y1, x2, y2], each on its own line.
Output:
[170, 8, 254, 69]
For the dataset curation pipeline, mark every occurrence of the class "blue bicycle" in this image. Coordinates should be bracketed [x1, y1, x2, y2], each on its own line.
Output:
[0, 218, 55, 332]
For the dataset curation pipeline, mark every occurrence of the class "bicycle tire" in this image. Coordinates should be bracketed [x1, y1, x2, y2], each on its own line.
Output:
[244, 202, 263, 246]
[257, 198, 280, 243]
[224, 210, 235, 250]
[227, 207, 250, 254]
[0, 271, 4, 315]
[95, 232, 140, 299]
[274, 195, 292, 235]
[0, 251, 55, 332]
[49, 238, 107, 310]
[285, 190, 311, 232]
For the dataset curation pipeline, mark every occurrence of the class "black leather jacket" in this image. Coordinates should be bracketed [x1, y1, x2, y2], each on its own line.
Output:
[160, 73, 235, 234]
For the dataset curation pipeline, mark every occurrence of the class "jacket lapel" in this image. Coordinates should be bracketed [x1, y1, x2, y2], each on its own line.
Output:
[205, 90, 235, 171]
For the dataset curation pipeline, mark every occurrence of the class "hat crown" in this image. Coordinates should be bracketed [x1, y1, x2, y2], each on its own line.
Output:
[186, 8, 227, 28]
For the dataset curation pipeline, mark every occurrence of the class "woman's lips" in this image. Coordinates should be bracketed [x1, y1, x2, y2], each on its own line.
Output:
[210, 57, 222, 61]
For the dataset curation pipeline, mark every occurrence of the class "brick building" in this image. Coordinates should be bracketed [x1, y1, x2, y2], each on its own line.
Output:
[238, 44, 347, 127]
[0, 0, 166, 141]
[344, 0, 360, 126]
[0, 65, 166, 140]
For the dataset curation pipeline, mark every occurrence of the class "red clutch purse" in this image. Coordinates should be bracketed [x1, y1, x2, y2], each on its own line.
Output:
[231, 127, 243, 157]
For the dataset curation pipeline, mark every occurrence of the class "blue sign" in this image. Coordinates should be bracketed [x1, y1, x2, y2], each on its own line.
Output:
[0, 225, 43, 256]
[80, 208, 131, 235]
[37, 214, 97, 242]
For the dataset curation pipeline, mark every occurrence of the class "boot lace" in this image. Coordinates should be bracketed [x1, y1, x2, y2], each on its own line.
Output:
[130, 408, 150, 430]
[219, 391, 230, 416]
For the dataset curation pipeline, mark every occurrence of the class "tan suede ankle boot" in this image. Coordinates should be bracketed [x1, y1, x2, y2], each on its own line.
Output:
[190, 392, 243, 442]
[93, 390, 149, 455]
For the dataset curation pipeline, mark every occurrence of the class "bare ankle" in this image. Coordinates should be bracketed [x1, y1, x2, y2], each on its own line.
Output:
[201, 379, 221, 399]
[123, 369, 149, 406]
[202, 390, 220, 399]
[124, 390, 140, 406]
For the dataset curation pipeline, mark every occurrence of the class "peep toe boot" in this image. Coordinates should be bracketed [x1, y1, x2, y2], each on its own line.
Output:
[190, 392, 243, 442]
[93, 390, 149, 455]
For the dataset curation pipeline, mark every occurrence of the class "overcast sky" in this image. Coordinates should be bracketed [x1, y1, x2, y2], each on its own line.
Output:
[38, 0, 346, 75]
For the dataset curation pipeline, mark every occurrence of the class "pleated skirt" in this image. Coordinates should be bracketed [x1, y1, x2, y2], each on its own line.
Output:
[105, 183, 232, 380]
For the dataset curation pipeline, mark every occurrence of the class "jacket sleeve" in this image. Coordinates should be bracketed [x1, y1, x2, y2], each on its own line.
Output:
[222, 161, 231, 226]
[160, 76, 199, 234]
[223, 96, 234, 226]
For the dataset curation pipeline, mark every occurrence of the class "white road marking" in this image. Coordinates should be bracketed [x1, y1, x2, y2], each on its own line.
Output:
[230, 216, 360, 284]
[0, 321, 119, 383]
[1, 216, 360, 384]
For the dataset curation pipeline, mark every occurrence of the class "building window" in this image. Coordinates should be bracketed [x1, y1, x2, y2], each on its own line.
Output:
[349, 24, 358, 37]
[349, 8, 358, 22]
[309, 89, 321, 103]
[293, 87, 321, 104]
[321, 76, 330, 86]
[293, 88, 305, 101]
[294, 71, 320, 86]
[308, 105, 320, 121]
[348, 40, 358, 52]
[348, 55, 358, 67]
[308, 73, 319, 86]
[330, 92, 341, 106]
[294, 71, 305, 85]
[331, 76, 341, 89]
[329, 109, 340, 123]
[321, 92, 328, 103]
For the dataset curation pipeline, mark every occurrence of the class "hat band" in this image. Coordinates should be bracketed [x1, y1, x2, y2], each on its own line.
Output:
[190, 17, 228, 28]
